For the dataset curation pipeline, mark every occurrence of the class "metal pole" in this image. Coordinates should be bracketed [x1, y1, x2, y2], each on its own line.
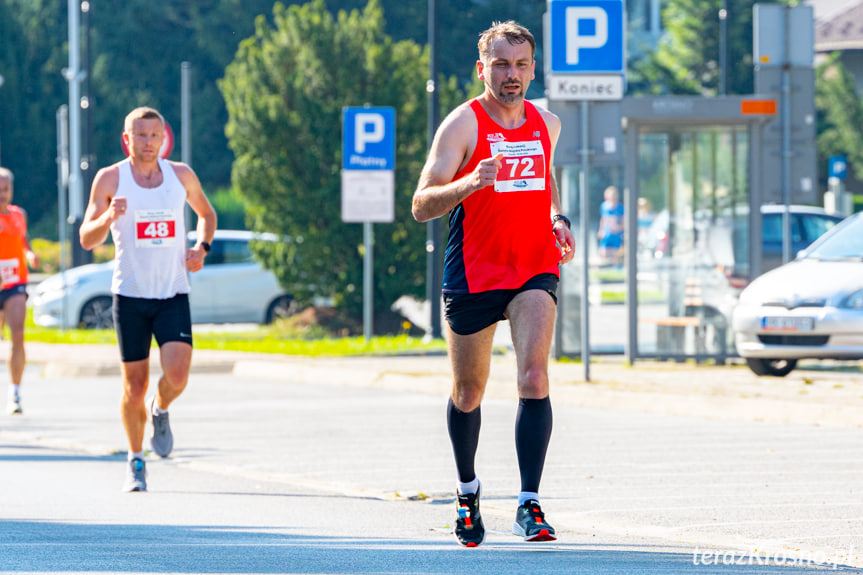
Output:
[67, 0, 85, 267]
[182, 63, 192, 165]
[67, 0, 81, 221]
[364, 221, 373, 341]
[425, 0, 442, 341]
[625, 122, 639, 365]
[181, 62, 193, 228]
[580, 100, 591, 381]
[719, 0, 727, 96]
[57, 106, 69, 330]
[781, 5, 792, 264]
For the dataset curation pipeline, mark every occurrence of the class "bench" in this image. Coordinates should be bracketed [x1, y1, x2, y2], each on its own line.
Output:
[639, 315, 727, 364]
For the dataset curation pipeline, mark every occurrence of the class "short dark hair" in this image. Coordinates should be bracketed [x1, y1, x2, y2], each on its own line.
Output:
[124, 107, 165, 133]
[478, 21, 535, 62]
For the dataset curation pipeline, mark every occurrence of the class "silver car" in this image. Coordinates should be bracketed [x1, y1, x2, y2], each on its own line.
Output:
[32, 230, 295, 329]
[732, 212, 863, 376]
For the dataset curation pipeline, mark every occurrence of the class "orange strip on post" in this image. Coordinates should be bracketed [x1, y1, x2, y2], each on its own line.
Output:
[741, 100, 777, 115]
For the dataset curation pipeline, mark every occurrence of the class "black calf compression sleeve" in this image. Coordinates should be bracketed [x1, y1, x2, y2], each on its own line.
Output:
[447, 397, 481, 484]
[515, 396, 553, 493]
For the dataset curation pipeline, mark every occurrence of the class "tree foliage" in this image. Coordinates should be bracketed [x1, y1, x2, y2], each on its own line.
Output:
[815, 53, 863, 187]
[628, 0, 765, 96]
[221, 0, 464, 316]
[0, 0, 542, 241]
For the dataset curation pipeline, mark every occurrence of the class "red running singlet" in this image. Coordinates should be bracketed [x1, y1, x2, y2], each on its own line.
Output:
[442, 99, 561, 294]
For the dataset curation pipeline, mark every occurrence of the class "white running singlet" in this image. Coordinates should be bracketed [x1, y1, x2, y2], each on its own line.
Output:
[110, 158, 190, 299]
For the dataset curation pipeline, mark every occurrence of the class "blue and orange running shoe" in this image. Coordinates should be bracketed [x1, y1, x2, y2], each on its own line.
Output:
[454, 487, 485, 547]
[513, 499, 556, 542]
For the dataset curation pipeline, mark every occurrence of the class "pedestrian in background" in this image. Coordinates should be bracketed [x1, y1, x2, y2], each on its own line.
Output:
[79, 107, 217, 492]
[598, 185, 624, 267]
[0, 167, 40, 415]
[412, 20, 575, 547]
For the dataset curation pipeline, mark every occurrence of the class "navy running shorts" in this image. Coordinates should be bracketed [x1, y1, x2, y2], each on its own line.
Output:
[443, 273, 559, 336]
[113, 293, 193, 363]
[0, 283, 28, 308]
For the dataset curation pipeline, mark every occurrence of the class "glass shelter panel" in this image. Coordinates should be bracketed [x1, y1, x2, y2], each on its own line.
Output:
[558, 164, 625, 356]
[636, 126, 750, 361]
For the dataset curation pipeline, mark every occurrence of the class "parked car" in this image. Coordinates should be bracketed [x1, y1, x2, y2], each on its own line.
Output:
[644, 204, 844, 274]
[32, 230, 296, 329]
[732, 212, 863, 376]
[760, 204, 845, 272]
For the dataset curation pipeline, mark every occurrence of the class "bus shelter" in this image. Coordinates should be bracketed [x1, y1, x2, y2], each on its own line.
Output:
[551, 96, 782, 364]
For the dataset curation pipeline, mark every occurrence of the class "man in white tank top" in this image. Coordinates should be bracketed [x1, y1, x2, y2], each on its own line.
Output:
[80, 107, 217, 493]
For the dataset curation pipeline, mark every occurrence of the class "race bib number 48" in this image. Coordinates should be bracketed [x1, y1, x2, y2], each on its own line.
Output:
[490, 140, 545, 193]
[134, 209, 177, 248]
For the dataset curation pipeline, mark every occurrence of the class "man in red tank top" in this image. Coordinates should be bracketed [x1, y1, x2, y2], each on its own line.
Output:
[0, 167, 40, 415]
[412, 21, 575, 547]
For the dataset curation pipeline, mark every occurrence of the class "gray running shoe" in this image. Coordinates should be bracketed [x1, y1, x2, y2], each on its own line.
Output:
[122, 458, 147, 492]
[7, 393, 22, 415]
[148, 396, 173, 458]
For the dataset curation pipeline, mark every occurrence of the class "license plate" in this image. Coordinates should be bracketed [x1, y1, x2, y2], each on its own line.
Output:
[761, 317, 815, 332]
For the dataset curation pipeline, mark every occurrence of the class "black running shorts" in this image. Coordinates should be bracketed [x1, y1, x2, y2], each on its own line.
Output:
[0, 283, 28, 308]
[443, 273, 559, 336]
[113, 293, 193, 362]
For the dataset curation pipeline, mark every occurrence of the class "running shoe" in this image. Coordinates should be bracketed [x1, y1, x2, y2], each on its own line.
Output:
[454, 487, 485, 547]
[7, 393, 22, 415]
[122, 458, 147, 492]
[513, 499, 557, 542]
[148, 396, 173, 458]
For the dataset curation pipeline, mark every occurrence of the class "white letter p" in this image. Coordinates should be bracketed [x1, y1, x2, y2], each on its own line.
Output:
[566, 7, 608, 65]
[355, 113, 385, 154]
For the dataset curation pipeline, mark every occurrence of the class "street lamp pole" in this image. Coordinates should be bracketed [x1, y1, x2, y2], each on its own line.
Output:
[425, 0, 442, 340]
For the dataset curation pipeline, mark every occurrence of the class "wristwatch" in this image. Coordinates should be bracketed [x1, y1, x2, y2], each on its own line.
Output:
[200, 241, 211, 253]
[552, 214, 571, 229]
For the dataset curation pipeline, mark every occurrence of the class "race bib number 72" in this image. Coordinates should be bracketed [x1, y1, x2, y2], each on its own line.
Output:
[134, 209, 177, 248]
[490, 140, 545, 193]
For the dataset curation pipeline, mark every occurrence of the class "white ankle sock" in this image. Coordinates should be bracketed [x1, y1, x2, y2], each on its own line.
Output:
[128, 451, 145, 462]
[519, 491, 539, 505]
[151, 398, 167, 415]
[10, 384, 20, 397]
[458, 478, 480, 495]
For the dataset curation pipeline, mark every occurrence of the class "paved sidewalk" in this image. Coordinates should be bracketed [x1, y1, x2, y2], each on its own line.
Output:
[9, 341, 863, 428]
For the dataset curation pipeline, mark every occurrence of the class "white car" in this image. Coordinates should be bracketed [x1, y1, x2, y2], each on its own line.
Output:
[32, 230, 296, 329]
[732, 212, 863, 376]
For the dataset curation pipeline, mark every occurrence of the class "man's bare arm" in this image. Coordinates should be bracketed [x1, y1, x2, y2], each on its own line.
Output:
[412, 106, 500, 222]
[79, 166, 121, 251]
[175, 163, 217, 273]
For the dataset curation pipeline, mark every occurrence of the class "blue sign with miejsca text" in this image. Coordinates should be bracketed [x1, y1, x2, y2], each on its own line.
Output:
[342, 107, 396, 171]
[549, 0, 625, 74]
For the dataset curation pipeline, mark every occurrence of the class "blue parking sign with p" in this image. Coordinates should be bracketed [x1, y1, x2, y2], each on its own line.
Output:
[550, 0, 624, 74]
[342, 107, 395, 171]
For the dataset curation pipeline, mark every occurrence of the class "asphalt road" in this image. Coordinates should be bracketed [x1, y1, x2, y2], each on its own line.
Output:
[1, 366, 860, 573]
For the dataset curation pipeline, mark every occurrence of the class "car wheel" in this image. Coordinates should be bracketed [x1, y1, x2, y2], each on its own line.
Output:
[745, 358, 797, 377]
[79, 296, 114, 329]
[266, 295, 296, 324]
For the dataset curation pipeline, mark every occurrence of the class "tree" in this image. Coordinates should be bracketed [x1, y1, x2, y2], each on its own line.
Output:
[221, 0, 464, 317]
[628, 0, 763, 96]
[0, 0, 68, 237]
[815, 53, 863, 189]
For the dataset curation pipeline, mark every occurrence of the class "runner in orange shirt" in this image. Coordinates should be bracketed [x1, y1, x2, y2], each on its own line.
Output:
[0, 167, 40, 414]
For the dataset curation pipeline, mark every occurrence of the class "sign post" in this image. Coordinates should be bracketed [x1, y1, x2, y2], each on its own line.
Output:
[548, 0, 625, 380]
[341, 106, 396, 340]
[826, 155, 850, 215]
